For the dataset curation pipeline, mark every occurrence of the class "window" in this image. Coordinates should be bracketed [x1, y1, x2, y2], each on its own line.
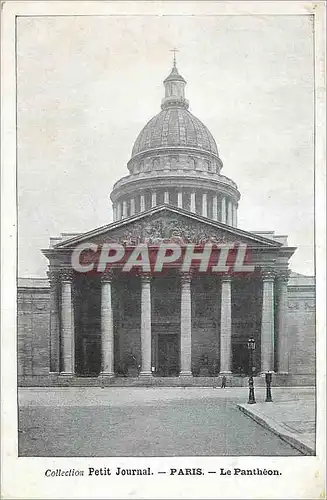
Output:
[170, 157, 178, 169]
[153, 158, 159, 169]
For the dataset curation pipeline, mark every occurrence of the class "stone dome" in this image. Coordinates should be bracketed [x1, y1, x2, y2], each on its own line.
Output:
[110, 59, 240, 228]
[131, 108, 219, 157]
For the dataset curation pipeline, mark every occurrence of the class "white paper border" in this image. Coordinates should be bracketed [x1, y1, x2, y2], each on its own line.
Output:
[1, 2, 326, 499]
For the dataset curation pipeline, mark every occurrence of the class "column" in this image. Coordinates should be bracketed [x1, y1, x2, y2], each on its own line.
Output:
[233, 205, 238, 227]
[180, 273, 192, 376]
[113, 204, 117, 221]
[100, 273, 114, 377]
[122, 200, 127, 219]
[177, 191, 183, 208]
[140, 194, 145, 212]
[140, 275, 152, 377]
[220, 277, 232, 374]
[276, 271, 290, 374]
[151, 191, 157, 208]
[60, 271, 74, 375]
[117, 202, 122, 220]
[190, 192, 196, 213]
[221, 196, 226, 223]
[202, 193, 208, 217]
[261, 270, 275, 373]
[130, 198, 135, 216]
[212, 195, 218, 221]
[47, 270, 60, 373]
[227, 200, 233, 225]
[164, 191, 169, 204]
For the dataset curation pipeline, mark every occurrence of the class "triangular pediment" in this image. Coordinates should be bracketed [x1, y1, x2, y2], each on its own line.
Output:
[53, 205, 282, 249]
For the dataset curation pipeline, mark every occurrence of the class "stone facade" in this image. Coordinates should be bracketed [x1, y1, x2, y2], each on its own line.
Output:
[17, 269, 315, 386]
[17, 62, 315, 387]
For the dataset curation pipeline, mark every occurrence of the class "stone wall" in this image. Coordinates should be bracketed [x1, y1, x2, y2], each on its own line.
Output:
[287, 273, 316, 383]
[18, 279, 50, 378]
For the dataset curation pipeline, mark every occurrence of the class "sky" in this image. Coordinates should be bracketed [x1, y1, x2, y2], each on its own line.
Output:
[17, 14, 314, 277]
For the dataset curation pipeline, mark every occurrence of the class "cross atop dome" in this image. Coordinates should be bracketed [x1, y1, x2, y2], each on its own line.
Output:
[170, 47, 179, 67]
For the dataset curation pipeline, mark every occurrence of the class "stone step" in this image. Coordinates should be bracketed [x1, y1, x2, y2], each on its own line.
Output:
[18, 374, 314, 388]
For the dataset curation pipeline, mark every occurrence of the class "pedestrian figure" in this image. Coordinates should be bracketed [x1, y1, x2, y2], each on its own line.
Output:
[221, 375, 227, 388]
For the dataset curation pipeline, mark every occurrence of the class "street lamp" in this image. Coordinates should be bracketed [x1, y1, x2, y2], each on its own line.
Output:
[247, 337, 256, 404]
[265, 372, 273, 402]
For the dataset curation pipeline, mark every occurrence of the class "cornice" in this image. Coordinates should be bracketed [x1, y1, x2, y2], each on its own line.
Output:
[128, 145, 222, 165]
[111, 173, 240, 202]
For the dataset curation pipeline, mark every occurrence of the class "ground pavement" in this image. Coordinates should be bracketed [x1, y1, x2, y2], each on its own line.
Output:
[238, 388, 315, 455]
[18, 386, 314, 457]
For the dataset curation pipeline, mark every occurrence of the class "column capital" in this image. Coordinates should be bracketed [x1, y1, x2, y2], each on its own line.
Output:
[140, 272, 152, 283]
[261, 268, 276, 281]
[59, 269, 74, 282]
[101, 270, 114, 283]
[47, 269, 61, 284]
[180, 271, 192, 284]
[221, 274, 232, 283]
[276, 269, 291, 283]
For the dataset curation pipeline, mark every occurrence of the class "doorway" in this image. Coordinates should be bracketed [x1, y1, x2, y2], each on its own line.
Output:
[156, 334, 180, 376]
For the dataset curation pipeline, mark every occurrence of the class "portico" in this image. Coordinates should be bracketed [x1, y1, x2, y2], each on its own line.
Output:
[44, 206, 294, 381]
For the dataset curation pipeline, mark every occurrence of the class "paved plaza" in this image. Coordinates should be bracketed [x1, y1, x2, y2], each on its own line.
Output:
[18, 386, 314, 457]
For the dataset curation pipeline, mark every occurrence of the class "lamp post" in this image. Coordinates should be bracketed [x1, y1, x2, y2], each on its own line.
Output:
[247, 337, 256, 404]
[265, 372, 273, 402]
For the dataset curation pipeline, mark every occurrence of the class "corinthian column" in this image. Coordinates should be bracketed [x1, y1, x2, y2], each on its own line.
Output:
[130, 198, 135, 216]
[221, 196, 226, 223]
[177, 191, 183, 208]
[180, 273, 192, 377]
[261, 269, 275, 373]
[100, 273, 114, 377]
[220, 277, 232, 374]
[227, 200, 233, 225]
[140, 194, 145, 212]
[212, 195, 218, 221]
[60, 271, 74, 375]
[140, 274, 152, 377]
[190, 192, 196, 213]
[202, 193, 208, 217]
[122, 200, 127, 219]
[117, 202, 122, 220]
[276, 270, 290, 374]
[151, 191, 157, 208]
[47, 270, 60, 373]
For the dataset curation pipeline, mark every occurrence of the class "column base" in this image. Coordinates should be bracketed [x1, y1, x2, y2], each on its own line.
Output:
[59, 372, 74, 376]
[139, 371, 152, 377]
[179, 371, 193, 378]
[276, 371, 288, 375]
[99, 372, 115, 378]
[219, 371, 232, 375]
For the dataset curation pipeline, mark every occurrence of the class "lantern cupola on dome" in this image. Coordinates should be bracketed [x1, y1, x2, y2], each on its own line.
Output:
[161, 53, 189, 110]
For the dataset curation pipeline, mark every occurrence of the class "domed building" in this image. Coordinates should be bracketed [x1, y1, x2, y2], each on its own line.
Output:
[111, 62, 240, 226]
[17, 61, 315, 387]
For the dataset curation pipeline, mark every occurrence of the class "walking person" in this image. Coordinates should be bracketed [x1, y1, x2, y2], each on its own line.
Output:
[221, 375, 227, 388]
